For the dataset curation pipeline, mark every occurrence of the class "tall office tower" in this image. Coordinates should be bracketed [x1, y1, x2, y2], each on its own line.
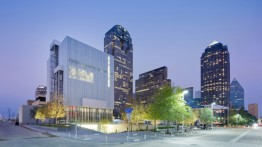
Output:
[104, 25, 133, 118]
[35, 85, 47, 102]
[47, 36, 114, 123]
[201, 41, 230, 106]
[135, 66, 171, 107]
[248, 103, 258, 118]
[230, 78, 244, 109]
[195, 91, 201, 99]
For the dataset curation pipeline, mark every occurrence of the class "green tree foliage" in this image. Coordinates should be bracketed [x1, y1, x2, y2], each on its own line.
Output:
[199, 108, 215, 125]
[131, 103, 146, 131]
[147, 85, 189, 133]
[229, 108, 257, 125]
[35, 106, 46, 122]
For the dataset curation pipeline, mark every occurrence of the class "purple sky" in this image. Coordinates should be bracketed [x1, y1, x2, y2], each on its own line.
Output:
[0, 0, 261, 118]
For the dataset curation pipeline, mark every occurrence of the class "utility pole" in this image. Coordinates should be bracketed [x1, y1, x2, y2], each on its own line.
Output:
[8, 108, 10, 120]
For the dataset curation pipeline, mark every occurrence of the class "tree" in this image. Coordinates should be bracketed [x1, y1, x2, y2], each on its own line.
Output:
[147, 85, 189, 133]
[131, 103, 146, 131]
[35, 106, 46, 123]
[30, 107, 38, 124]
[99, 116, 111, 133]
[229, 108, 257, 126]
[46, 94, 66, 125]
[199, 108, 215, 125]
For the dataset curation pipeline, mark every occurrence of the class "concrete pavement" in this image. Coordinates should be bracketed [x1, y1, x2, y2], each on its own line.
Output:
[2, 121, 262, 147]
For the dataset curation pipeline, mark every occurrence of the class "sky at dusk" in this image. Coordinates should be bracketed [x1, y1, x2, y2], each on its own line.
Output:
[0, 0, 261, 118]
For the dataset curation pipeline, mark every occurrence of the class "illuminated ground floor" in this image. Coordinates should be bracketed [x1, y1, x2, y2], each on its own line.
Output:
[66, 106, 113, 123]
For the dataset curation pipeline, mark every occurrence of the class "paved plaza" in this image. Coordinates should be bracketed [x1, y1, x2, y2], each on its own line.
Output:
[1, 121, 262, 147]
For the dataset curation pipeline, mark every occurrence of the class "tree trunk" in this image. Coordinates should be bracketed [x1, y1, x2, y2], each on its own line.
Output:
[154, 119, 157, 131]
[166, 120, 170, 134]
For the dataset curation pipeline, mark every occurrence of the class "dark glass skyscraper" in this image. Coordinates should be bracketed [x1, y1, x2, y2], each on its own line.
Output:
[201, 41, 230, 106]
[230, 78, 244, 109]
[104, 25, 133, 118]
[135, 66, 171, 107]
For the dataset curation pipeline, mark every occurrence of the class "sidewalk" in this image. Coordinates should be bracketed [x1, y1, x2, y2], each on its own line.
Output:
[23, 125, 220, 145]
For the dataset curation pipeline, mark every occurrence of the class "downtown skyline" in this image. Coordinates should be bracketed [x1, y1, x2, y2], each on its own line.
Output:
[0, 0, 261, 117]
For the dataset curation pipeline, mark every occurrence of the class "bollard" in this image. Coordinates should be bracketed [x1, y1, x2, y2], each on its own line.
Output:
[105, 136, 108, 143]
[155, 133, 156, 137]
[75, 134, 77, 140]
[69, 132, 71, 138]
[144, 134, 146, 140]
[164, 132, 165, 136]
[126, 136, 129, 143]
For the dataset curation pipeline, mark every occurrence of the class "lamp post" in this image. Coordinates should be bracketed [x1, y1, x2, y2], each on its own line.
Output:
[181, 90, 188, 133]
[211, 102, 216, 130]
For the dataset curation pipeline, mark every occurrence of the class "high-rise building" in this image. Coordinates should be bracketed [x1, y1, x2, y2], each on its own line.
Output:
[35, 85, 47, 102]
[104, 25, 133, 118]
[201, 41, 230, 106]
[248, 103, 258, 118]
[47, 36, 114, 123]
[230, 78, 244, 109]
[135, 66, 171, 107]
[195, 91, 201, 99]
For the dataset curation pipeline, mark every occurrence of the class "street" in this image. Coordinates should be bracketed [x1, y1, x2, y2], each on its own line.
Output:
[1, 121, 262, 147]
[0, 121, 101, 147]
[117, 127, 262, 147]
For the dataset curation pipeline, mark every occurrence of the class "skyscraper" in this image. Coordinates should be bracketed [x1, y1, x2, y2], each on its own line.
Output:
[135, 66, 171, 107]
[248, 103, 258, 118]
[35, 85, 47, 102]
[230, 78, 244, 109]
[201, 41, 230, 106]
[104, 25, 133, 118]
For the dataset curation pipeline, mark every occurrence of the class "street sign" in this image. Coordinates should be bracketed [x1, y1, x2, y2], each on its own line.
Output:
[125, 108, 133, 113]
[125, 108, 133, 121]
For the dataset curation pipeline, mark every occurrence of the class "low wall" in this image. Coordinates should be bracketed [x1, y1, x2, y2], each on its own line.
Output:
[79, 123, 155, 133]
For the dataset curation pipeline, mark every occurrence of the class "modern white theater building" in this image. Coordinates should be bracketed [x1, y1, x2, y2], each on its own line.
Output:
[47, 36, 114, 123]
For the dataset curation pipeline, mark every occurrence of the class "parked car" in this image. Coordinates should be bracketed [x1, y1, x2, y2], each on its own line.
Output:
[15, 121, 19, 126]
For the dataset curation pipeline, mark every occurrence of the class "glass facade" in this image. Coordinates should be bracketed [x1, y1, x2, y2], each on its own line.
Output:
[230, 78, 244, 109]
[201, 41, 230, 107]
[104, 25, 133, 118]
[135, 66, 171, 107]
[47, 36, 114, 123]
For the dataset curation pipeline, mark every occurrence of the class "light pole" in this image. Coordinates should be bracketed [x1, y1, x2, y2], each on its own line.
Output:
[181, 90, 188, 133]
[211, 102, 215, 130]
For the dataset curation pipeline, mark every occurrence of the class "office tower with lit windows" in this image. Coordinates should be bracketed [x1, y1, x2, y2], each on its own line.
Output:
[248, 103, 258, 118]
[47, 36, 114, 123]
[35, 85, 47, 102]
[230, 78, 244, 109]
[135, 66, 171, 107]
[104, 25, 133, 118]
[201, 41, 230, 106]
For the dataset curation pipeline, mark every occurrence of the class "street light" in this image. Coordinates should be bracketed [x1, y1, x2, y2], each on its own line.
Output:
[236, 114, 241, 127]
[211, 102, 216, 130]
[181, 90, 188, 133]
